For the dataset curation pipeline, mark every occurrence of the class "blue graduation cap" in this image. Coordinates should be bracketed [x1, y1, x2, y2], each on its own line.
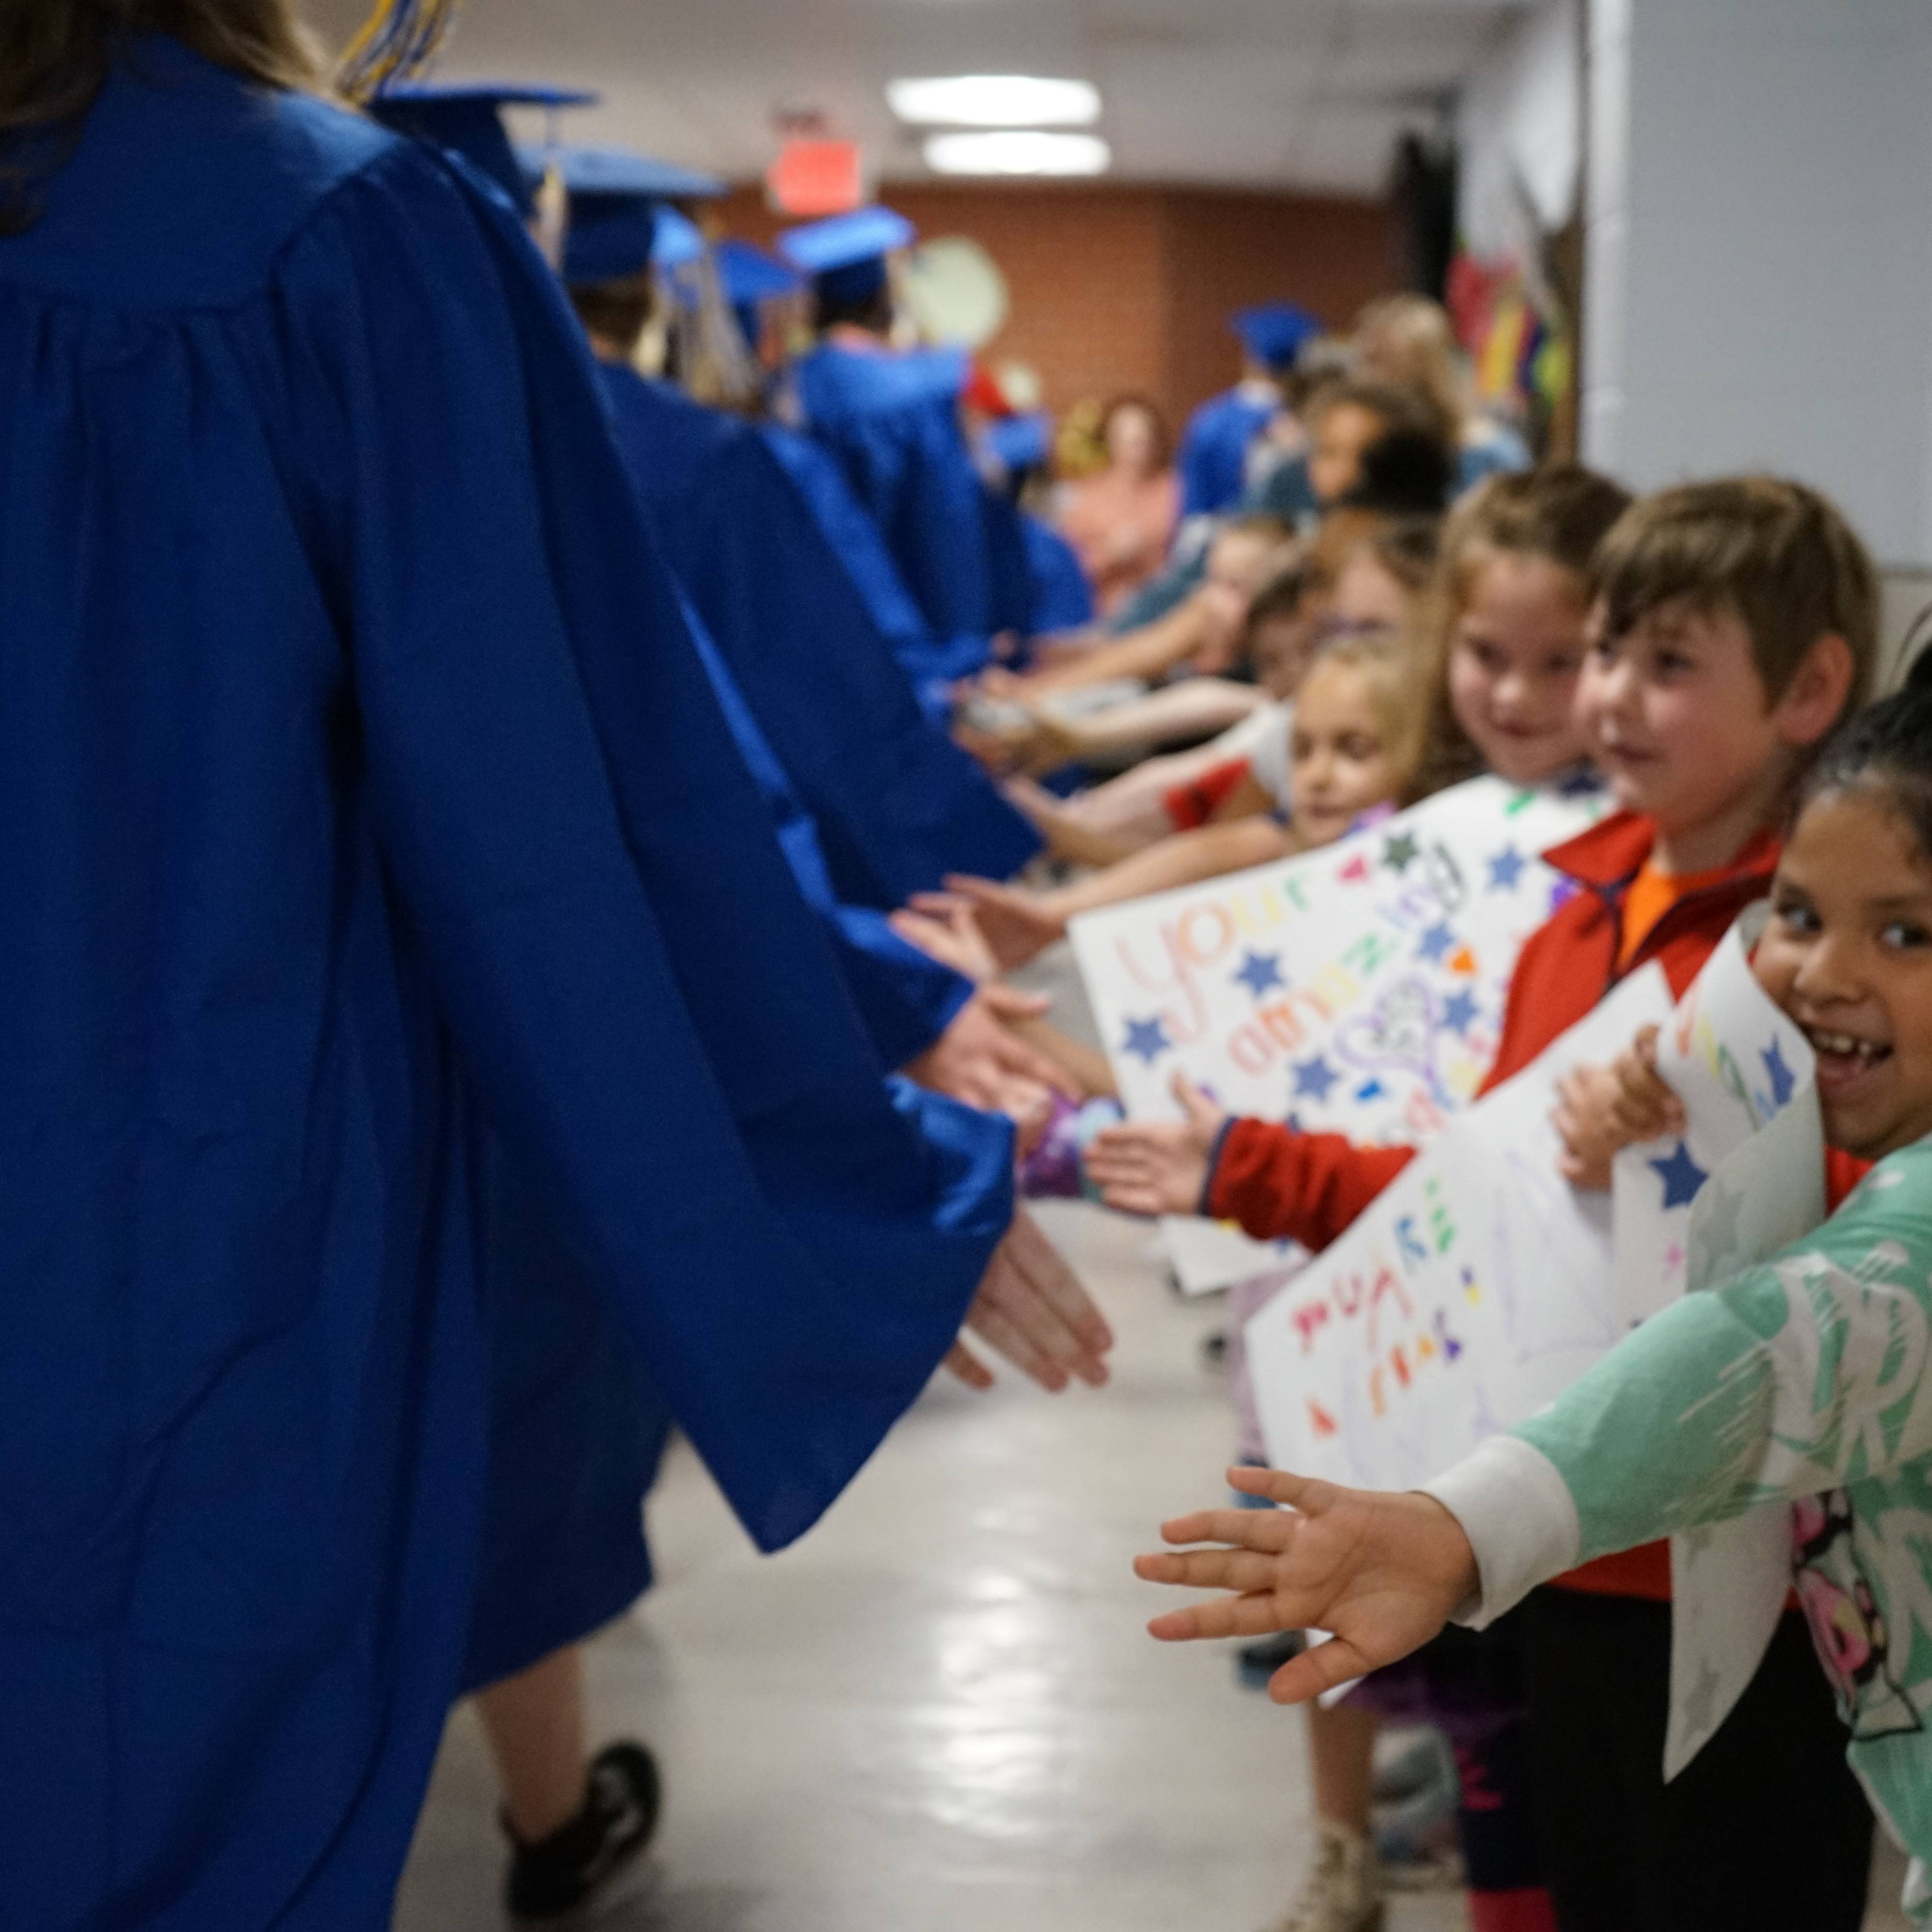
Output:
[1233, 301, 1322, 372]
[980, 412, 1052, 475]
[707, 239, 802, 342]
[714, 239, 802, 305]
[518, 143, 723, 284]
[365, 83, 595, 213]
[652, 208, 706, 274]
[777, 206, 915, 309]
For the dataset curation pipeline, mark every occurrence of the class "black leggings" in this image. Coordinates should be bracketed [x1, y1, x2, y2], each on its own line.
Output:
[1522, 1590, 1872, 1932]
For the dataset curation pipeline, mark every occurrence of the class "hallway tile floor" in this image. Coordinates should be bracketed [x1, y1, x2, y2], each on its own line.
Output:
[395, 1184, 1911, 1931]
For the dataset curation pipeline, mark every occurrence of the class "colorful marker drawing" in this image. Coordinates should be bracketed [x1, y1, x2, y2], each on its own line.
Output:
[1242, 967, 1672, 1492]
[1072, 774, 1607, 1291]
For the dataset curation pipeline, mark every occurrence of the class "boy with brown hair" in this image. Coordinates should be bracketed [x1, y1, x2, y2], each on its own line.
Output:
[1090, 476, 1880, 1932]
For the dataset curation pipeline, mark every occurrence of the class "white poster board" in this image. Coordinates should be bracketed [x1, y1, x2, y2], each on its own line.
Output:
[1070, 774, 1606, 1292]
[1611, 904, 1818, 1326]
[1244, 966, 1673, 1490]
[1602, 909, 1825, 1780]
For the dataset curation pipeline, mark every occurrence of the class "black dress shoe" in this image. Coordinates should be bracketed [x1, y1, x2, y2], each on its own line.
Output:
[505, 1739, 661, 1922]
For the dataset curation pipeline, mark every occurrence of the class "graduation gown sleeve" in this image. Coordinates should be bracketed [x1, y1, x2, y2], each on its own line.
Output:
[602, 368, 1039, 895]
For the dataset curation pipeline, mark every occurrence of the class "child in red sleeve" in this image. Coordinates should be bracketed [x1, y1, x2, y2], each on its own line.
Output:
[1091, 478, 1881, 1932]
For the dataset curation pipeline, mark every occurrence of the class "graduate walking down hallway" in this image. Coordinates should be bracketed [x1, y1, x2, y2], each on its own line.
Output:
[21, 0, 1932, 1927]
[393, 1195, 1481, 1932]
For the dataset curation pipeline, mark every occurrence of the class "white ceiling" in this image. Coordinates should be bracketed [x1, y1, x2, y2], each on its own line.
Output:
[310, 0, 1532, 197]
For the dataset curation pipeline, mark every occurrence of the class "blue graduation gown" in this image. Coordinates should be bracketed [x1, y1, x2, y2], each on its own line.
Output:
[680, 602, 974, 1069]
[1177, 384, 1279, 517]
[760, 422, 994, 691]
[2, 43, 1010, 1927]
[1020, 512, 1096, 634]
[597, 364, 1038, 895]
[790, 340, 997, 652]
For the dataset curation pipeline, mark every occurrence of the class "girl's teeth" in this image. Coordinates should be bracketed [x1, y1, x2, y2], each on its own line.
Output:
[1810, 1029, 1883, 1060]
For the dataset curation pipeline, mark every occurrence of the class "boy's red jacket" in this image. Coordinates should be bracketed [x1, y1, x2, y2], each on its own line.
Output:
[1206, 809, 1808, 1601]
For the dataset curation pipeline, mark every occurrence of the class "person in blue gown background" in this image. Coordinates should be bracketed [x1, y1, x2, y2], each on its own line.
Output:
[0, 24, 1112, 1931]
[1174, 301, 1321, 520]
[778, 208, 999, 673]
[978, 412, 1096, 640]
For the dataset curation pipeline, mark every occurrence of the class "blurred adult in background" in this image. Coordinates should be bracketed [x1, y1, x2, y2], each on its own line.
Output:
[1053, 394, 1182, 617]
[1354, 291, 1531, 490]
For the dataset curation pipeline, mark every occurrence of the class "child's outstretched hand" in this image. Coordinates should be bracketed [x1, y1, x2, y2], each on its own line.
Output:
[910, 878, 1067, 972]
[1082, 1073, 1229, 1216]
[888, 900, 1001, 982]
[1135, 1467, 1477, 1704]
[1552, 1024, 1687, 1189]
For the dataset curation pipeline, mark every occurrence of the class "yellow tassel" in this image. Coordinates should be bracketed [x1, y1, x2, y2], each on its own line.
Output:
[336, 0, 463, 104]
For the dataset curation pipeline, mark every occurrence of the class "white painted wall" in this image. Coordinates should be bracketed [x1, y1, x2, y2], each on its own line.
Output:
[1457, 0, 1582, 266]
[1581, 0, 1932, 570]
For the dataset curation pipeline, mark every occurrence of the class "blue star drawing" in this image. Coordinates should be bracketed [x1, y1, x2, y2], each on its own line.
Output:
[1442, 988, 1481, 1034]
[1762, 1037, 1797, 1109]
[1233, 950, 1284, 1000]
[1487, 844, 1526, 891]
[1381, 831, 1420, 874]
[1122, 1015, 1171, 1065]
[1293, 1055, 1340, 1101]
[1649, 1138, 1709, 1209]
[1417, 921, 1455, 964]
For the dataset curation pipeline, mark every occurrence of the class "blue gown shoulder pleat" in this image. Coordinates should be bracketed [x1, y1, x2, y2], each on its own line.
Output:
[0, 41, 1009, 1926]
[791, 341, 998, 649]
[760, 422, 994, 690]
[599, 366, 1037, 893]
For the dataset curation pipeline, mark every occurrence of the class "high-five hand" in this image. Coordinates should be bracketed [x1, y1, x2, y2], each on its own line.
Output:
[1134, 1466, 1477, 1702]
[1083, 1072, 1229, 1216]
[946, 1207, 1114, 1393]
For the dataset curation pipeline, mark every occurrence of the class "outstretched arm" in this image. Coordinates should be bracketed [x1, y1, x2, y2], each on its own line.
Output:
[923, 816, 1294, 970]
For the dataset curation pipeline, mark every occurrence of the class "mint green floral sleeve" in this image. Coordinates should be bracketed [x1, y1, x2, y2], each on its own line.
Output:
[1518, 1139, 1932, 1559]
[1505, 1135, 1932, 1900]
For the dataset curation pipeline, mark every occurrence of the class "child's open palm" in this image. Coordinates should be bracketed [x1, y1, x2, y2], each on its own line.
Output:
[1134, 1466, 1477, 1702]
[1083, 1073, 1229, 1216]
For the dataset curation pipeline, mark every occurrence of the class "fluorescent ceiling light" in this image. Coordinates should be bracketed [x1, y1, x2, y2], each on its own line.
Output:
[887, 75, 1100, 128]
[923, 130, 1112, 177]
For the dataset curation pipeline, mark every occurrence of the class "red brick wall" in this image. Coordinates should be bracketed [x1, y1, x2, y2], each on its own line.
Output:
[713, 182, 1397, 440]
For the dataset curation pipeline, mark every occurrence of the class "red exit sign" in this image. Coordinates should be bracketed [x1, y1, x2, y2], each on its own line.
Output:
[767, 139, 863, 217]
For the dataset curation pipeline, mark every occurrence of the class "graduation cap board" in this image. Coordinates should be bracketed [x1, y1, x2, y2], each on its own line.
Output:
[1233, 301, 1322, 372]
[980, 412, 1052, 475]
[366, 84, 596, 213]
[777, 206, 915, 308]
[515, 144, 725, 285]
[687, 240, 804, 344]
[713, 240, 802, 304]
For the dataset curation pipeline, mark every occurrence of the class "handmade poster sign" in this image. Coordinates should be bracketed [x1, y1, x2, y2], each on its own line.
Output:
[1599, 909, 1828, 1780]
[1243, 965, 1673, 1492]
[1611, 905, 1817, 1326]
[1070, 774, 1607, 1292]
